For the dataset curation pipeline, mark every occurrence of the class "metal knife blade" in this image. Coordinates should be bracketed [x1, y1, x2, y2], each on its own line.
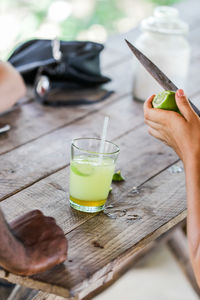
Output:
[125, 39, 200, 117]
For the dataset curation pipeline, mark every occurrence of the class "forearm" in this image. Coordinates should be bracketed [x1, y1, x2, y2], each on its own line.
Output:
[0, 62, 26, 113]
[185, 158, 200, 286]
[0, 209, 27, 273]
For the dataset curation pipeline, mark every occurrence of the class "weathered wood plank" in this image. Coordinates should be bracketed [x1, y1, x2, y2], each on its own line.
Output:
[0, 92, 142, 201]
[0, 48, 121, 120]
[32, 292, 66, 300]
[0, 39, 131, 158]
[0, 124, 178, 295]
[0, 271, 70, 299]
[0, 0, 198, 298]
[1, 122, 177, 224]
[0, 41, 198, 202]
[29, 224, 187, 300]
[0, 118, 178, 298]
[6, 26, 200, 201]
[31, 241, 157, 300]
[35, 162, 186, 298]
[0, 161, 186, 298]
[0, 56, 133, 156]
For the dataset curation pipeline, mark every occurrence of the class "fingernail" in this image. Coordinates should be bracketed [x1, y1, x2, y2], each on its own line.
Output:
[177, 89, 185, 97]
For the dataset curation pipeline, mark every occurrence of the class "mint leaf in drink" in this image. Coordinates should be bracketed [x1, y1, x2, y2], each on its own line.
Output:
[112, 170, 125, 182]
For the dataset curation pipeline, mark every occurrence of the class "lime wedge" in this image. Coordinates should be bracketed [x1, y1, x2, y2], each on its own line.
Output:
[71, 162, 94, 177]
[112, 170, 125, 182]
[152, 91, 179, 112]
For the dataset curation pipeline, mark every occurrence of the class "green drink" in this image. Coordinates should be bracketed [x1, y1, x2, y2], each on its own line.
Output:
[69, 138, 119, 213]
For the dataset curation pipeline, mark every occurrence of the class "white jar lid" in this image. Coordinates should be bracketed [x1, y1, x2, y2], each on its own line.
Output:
[141, 6, 189, 35]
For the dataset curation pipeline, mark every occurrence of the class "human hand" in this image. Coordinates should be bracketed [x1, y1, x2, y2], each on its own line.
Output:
[144, 89, 200, 168]
[10, 210, 67, 276]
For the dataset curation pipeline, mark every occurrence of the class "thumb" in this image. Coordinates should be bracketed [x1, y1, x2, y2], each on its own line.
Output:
[175, 89, 193, 120]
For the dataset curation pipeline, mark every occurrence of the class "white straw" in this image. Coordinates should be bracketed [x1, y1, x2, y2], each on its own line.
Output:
[99, 116, 109, 163]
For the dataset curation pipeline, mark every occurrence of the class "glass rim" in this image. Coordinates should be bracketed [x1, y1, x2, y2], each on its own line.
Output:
[71, 137, 120, 155]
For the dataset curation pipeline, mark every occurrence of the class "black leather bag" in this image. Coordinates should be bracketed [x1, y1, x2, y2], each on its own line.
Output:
[8, 39, 113, 106]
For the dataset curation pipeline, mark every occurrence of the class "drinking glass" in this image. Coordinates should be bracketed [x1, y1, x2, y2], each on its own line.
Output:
[69, 138, 120, 213]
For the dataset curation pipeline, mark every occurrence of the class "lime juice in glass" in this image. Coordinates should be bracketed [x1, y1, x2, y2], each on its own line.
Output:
[69, 138, 119, 213]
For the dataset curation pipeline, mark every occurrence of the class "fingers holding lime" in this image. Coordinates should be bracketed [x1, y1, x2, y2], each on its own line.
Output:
[152, 91, 179, 113]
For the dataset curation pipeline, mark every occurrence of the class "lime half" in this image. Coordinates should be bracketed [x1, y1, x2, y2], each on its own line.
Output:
[71, 162, 94, 177]
[152, 91, 178, 112]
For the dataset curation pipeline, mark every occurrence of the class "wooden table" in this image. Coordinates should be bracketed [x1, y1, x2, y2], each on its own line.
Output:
[1, 0, 200, 299]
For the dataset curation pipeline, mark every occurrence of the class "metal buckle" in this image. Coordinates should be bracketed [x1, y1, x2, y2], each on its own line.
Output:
[51, 38, 62, 62]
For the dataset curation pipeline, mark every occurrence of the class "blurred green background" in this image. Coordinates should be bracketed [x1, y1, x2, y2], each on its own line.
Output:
[0, 0, 182, 59]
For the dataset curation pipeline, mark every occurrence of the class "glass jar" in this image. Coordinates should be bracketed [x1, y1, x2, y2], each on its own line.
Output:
[133, 6, 191, 102]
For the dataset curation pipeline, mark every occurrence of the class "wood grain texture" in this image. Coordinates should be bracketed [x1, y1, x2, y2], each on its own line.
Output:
[0, 0, 199, 297]
[0, 89, 145, 201]
[0, 56, 132, 156]
[29, 224, 185, 300]
[32, 292, 66, 300]
[1, 123, 177, 227]
[0, 1, 200, 200]
[0, 270, 69, 298]
[31, 240, 157, 300]
[62, 164, 187, 298]
[0, 161, 186, 298]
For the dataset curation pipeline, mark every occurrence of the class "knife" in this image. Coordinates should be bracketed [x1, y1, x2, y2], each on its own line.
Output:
[125, 39, 200, 117]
